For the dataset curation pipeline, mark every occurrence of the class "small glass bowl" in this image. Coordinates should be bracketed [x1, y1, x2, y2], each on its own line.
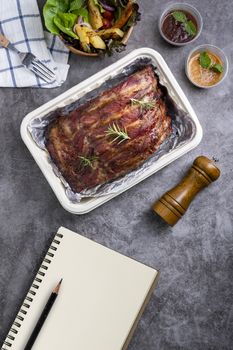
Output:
[185, 44, 229, 88]
[159, 2, 203, 46]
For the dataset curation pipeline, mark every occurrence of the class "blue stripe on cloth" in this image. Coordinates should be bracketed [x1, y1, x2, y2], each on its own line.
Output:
[0, 38, 45, 50]
[0, 65, 23, 73]
[16, 0, 41, 87]
[0, 60, 54, 74]
[3, 51, 17, 86]
[50, 35, 56, 52]
[1, 14, 40, 25]
[0, 21, 17, 86]
[49, 48, 69, 55]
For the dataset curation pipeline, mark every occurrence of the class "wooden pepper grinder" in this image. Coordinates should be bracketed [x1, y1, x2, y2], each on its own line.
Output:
[152, 156, 221, 226]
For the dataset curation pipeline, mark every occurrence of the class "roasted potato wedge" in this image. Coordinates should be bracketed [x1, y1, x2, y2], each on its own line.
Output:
[88, 0, 103, 30]
[112, 0, 134, 29]
[89, 35, 106, 50]
[98, 28, 124, 40]
[75, 25, 106, 50]
[74, 25, 91, 52]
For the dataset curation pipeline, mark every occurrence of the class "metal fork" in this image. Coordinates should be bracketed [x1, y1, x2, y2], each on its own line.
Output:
[0, 33, 56, 83]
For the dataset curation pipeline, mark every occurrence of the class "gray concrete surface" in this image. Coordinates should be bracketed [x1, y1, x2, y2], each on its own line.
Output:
[1, 1, 233, 349]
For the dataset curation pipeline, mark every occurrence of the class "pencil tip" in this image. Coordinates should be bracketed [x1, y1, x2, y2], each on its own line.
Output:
[54, 279, 63, 294]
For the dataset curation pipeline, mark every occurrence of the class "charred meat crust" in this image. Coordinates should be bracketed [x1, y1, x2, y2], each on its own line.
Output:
[45, 65, 172, 192]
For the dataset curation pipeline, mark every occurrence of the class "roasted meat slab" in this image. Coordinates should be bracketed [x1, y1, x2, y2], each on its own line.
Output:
[45, 65, 172, 192]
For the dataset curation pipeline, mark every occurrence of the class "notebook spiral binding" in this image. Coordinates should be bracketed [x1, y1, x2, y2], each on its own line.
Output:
[1, 233, 64, 350]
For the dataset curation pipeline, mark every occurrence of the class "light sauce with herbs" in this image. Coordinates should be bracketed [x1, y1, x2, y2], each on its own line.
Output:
[188, 51, 223, 87]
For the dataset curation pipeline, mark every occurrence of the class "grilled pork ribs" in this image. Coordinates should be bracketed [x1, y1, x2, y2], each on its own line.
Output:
[46, 65, 172, 192]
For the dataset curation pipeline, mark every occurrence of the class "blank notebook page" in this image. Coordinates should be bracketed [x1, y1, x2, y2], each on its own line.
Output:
[2, 227, 159, 350]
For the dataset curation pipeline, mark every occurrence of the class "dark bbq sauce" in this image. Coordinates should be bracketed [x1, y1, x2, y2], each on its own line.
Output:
[162, 10, 197, 44]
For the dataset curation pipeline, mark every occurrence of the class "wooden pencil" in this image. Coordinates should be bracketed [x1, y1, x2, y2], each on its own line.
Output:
[24, 279, 63, 350]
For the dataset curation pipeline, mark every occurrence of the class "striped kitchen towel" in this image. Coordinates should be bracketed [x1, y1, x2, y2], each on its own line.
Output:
[0, 0, 70, 88]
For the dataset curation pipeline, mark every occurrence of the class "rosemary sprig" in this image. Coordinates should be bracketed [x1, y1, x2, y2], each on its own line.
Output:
[130, 98, 156, 112]
[106, 123, 130, 144]
[78, 155, 98, 169]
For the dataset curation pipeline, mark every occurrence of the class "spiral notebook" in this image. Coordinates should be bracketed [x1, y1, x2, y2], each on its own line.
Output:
[1, 227, 159, 350]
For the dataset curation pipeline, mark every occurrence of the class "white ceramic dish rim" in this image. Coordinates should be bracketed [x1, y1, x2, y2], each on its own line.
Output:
[185, 44, 229, 88]
[21, 48, 203, 214]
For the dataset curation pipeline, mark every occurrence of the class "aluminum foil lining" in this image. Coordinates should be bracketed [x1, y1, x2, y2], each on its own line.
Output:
[28, 58, 196, 202]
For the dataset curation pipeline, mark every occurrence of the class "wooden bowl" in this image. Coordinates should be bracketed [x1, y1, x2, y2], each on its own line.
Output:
[61, 26, 134, 57]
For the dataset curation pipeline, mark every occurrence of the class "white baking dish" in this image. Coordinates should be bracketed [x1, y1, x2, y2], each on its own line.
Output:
[21, 48, 203, 214]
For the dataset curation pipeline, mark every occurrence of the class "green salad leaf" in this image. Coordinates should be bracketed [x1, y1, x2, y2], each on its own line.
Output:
[199, 52, 211, 69]
[70, 7, 89, 23]
[69, 0, 85, 12]
[172, 11, 187, 23]
[172, 11, 196, 37]
[77, 8, 89, 22]
[68, 0, 89, 23]
[211, 63, 223, 73]
[115, 6, 122, 21]
[43, 0, 70, 34]
[184, 20, 197, 36]
[199, 52, 224, 74]
[106, 39, 126, 56]
[54, 12, 78, 38]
